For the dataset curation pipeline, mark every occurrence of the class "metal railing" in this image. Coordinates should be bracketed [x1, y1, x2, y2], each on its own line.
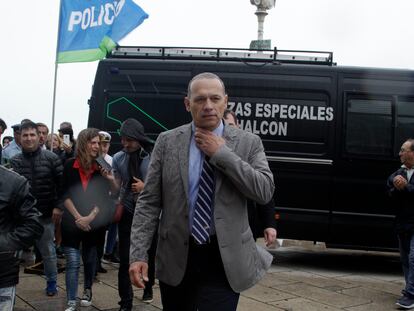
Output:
[110, 46, 334, 66]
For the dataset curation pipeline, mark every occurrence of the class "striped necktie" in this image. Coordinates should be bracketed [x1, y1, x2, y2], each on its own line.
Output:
[192, 156, 215, 244]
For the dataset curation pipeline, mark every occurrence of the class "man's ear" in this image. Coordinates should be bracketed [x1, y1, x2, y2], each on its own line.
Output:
[184, 97, 191, 112]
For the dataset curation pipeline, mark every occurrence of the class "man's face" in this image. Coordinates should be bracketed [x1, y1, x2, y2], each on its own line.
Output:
[13, 130, 21, 145]
[224, 114, 238, 128]
[399, 141, 414, 167]
[121, 136, 141, 153]
[21, 128, 39, 152]
[87, 136, 101, 159]
[184, 78, 228, 131]
[37, 126, 49, 146]
[100, 141, 110, 155]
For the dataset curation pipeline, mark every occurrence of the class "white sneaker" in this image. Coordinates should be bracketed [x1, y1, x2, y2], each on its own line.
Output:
[65, 305, 76, 311]
[80, 288, 92, 307]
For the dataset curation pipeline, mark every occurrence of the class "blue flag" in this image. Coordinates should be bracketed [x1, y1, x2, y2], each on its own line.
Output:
[57, 0, 148, 63]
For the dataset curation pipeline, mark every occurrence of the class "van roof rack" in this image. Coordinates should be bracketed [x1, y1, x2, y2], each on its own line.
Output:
[110, 46, 334, 66]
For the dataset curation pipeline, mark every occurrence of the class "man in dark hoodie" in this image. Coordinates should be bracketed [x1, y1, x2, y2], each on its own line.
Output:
[112, 118, 156, 311]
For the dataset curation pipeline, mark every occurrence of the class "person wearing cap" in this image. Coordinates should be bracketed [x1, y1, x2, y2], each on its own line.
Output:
[1, 124, 22, 166]
[111, 118, 156, 310]
[99, 131, 112, 166]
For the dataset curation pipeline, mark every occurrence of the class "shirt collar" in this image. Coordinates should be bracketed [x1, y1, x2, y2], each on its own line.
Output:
[191, 120, 224, 137]
[402, 164, 414, 170]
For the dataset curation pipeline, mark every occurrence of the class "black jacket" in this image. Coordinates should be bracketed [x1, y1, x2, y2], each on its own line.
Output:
[387, 167, 414, 233]
[52, 148, 71, 166]
[61, 158, 113, 249]
[10, 147, 63, 218]
[0, 166, 43, 288]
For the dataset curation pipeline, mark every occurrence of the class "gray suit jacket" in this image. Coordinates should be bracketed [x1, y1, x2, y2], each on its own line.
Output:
[130, 123, 275, 293]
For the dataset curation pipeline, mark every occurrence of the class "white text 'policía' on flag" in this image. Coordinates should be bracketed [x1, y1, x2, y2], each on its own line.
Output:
[57, 0, 148, 63]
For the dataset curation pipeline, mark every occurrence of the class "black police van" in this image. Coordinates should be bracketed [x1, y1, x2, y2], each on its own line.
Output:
[88, 46, 414, 251]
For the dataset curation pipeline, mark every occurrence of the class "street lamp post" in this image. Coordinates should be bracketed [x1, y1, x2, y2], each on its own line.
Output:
[250, 0, 276, 50]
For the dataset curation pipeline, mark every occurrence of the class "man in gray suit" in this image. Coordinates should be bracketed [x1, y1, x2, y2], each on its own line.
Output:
[129, 72, 275, 311]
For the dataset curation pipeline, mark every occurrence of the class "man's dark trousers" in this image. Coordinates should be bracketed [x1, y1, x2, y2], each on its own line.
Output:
[398, 231, 414, 296]
[159, 235, 240, 311]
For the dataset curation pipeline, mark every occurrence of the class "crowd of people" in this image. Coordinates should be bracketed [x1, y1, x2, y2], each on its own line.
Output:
[4, 71, 414, 311]
[0, 118, 158, 311]
[0, 73, 282, 311]
[2, 72, 414, 311]
[5, 71, 414, 311]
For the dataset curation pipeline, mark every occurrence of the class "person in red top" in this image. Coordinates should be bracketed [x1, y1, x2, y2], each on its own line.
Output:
[61, 128, 118, 311]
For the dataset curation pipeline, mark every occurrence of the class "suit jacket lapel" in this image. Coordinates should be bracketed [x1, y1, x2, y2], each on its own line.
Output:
[215, 125, 238, 191]
[178, 124, 192, 201]
[223, 124, 238, 150]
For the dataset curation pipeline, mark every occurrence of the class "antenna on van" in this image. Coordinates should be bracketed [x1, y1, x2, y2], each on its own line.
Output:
[110, 46, 334, 66]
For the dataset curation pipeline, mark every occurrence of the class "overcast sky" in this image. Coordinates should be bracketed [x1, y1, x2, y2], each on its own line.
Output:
[1, 0, 413, 137]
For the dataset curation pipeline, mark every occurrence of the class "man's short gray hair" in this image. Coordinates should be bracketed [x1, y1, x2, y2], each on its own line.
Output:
[187, 72, 226, 98]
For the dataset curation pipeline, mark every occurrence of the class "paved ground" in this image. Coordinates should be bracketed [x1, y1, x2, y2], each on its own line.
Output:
[14, 240, 404, 311]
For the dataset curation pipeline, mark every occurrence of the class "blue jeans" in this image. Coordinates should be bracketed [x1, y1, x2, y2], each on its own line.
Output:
[36, 218, 57, 282]
[36, 218, 57, 284]
[105, 223, 118, 254]
[0, 286, 15, 311]
[64, 245, 97, 303]
[398, 231, 414, 296]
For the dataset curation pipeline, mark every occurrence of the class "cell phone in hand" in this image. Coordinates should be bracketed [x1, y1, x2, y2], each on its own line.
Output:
[63, 134, 70, 145]
[95, 155, 112, 171]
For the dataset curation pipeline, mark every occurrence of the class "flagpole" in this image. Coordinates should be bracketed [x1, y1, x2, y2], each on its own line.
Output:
[50, 0, 63, 150]
[50, 64, 58, 151]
